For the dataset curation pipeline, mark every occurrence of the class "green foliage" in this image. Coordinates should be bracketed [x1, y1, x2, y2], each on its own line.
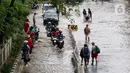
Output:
[1, 62, 13, 73]
[0, 0, 31, 72]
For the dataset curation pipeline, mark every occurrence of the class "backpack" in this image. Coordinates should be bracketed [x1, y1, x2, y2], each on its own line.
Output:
[82, 47, 89, 57]
[95, 46, 100, 54]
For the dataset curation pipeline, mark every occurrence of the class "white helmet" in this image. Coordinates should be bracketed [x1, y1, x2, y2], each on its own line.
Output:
[24, 40, 28, 43]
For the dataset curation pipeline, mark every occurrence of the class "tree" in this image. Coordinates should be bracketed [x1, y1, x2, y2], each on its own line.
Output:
[10, 0, 15, 7]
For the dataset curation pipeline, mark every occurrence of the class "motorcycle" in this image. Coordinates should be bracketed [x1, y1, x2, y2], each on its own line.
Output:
[46, 25, 52, 37]
[46, 29, 51, 37]
[51, 36, 57, 46]
[23, 52, 30, 65]
[57, 36, 65, 49]
[32, 3, 39, 9]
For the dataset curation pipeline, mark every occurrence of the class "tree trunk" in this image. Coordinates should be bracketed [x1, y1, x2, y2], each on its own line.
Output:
[0, 0, 1, 5]
[10, 0, 15, 7]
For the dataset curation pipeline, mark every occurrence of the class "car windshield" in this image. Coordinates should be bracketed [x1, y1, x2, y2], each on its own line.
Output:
[45, 10, 56, 13]
[44, 13, 57, 18]
[44, 6, 54, 10]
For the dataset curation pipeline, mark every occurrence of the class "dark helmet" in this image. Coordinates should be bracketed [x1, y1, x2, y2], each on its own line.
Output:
[55, 27, 59, 31]
[84, 44, 88, 47]
[92, 42, 95, 45]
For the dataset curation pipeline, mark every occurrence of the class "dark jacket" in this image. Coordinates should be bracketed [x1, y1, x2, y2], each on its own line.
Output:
[22, 43, 30, 54]
[83, 10, 87, 15]
[80, 47, 90, 58]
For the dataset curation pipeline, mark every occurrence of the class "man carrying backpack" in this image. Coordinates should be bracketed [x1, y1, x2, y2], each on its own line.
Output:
[91, 42, 100, 65]
[80, 44, 90, 66]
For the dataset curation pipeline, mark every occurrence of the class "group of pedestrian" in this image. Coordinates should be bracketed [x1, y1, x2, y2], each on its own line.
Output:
[80, 42, 100, 66]
[80, 8, 100, 66]
[22, 13, 39, 65]
[83, 8, 92, 21]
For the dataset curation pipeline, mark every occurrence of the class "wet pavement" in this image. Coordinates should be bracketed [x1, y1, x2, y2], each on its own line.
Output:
[21, 0, 130, 72]
[70, 0, 130, 73]
[22, 6, 74, 73]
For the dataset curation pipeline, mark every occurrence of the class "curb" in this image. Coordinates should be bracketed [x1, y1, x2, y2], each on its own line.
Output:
[68, 29, 82, 73]
[10, 53, 24, 73]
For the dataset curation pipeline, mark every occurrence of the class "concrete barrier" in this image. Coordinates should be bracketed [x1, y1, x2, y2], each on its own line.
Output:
[68, 29, 82, 73]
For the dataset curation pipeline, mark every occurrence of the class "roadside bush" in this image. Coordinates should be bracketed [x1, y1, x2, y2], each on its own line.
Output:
[0, 0, 31, 73]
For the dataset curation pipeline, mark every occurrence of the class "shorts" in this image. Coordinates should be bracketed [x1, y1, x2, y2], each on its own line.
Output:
[92, 54, 98, 60]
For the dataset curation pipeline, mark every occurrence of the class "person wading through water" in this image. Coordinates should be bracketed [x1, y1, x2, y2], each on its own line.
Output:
[80, 44, 90, 66]
[33, 13, 36, 26]
[84, 24, 91, 43]
[91, 42, 100, 65]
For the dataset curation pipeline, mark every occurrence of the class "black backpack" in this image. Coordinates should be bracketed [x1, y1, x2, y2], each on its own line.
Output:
[80, 47, 89, 57]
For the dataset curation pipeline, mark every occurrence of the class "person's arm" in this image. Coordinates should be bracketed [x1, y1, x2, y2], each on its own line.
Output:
[88, 28, 91, 34]
[84, 28, 86, 35]
[27, 45, 30, 51]
[88, 48, 90, 56]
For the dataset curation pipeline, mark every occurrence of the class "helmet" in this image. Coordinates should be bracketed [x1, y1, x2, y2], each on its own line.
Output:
[24, 40, 28, 43]
[59, 30, 62, 33]
[48, 22, 51, 25]
[25, 34, 30, 38]
[84, 44, 88, 47]
[27, 34, 30, 38]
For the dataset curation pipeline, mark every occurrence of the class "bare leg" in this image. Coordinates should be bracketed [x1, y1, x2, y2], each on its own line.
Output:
[91, 57, 94, 65]
[88, 36, 90, 43]
[81, 57, 83, 66]
[85, 36, 88, 43]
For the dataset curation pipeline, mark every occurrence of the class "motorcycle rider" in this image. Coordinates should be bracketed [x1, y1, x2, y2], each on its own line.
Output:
[32, 0, 39, 9]
[25, 35, 33, 54]
[32, 25, 39, 41]
[28, 26, 35, 43]
[51, 25, 59, 37]
[21, 40, 30, 65]
[56, 30, 64, 47]
[51, 27, 59, 42]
